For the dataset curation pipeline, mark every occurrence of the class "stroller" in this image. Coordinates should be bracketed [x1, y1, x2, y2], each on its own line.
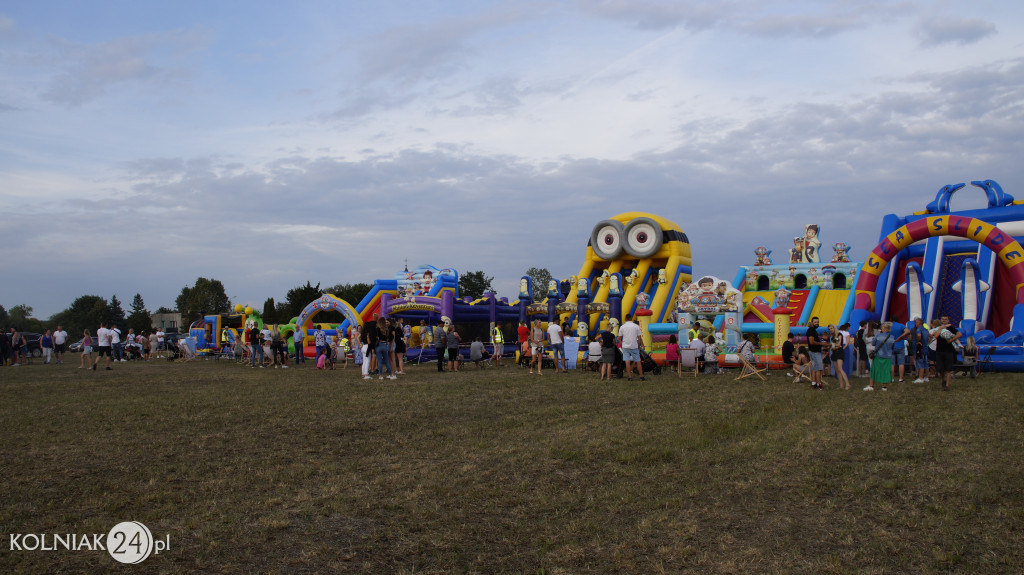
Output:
[612, 347, 662, 377]
[640, 349, 662, 375]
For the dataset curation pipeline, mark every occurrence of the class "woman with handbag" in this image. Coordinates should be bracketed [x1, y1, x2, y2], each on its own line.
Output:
[866, 322, 895, 391]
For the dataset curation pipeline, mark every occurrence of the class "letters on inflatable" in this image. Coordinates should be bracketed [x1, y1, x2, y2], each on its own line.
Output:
[854, 215, 1024, 309]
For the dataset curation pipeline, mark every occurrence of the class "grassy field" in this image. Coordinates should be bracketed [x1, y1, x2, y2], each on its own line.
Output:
[1, 358, 1023, 574]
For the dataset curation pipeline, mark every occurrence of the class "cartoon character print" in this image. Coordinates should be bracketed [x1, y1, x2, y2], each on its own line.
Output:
[754, 246, 772, 266]
[803, 224, 821, 264]
[789, 237, 805, 263]
[831, 242, 851, 263]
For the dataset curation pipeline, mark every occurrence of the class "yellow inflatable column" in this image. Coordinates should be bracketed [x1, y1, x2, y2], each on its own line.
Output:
[773, 308, 793, 351]
[636, 309, 653, 349]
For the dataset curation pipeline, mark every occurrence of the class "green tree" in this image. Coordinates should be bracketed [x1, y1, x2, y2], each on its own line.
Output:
[154, 306, 175, 314]
[127, 293, 152, 335]
[458, 270, 494, 300]
[50, 295, 110, 337]
[108, 294, 127, 327]
[7, 304, 46, 333]
[0, 304, 8, 329]
[175, 277, 231, 323]
[262, 297, 278, 324]
[524, 267, 553, 302]
[284, 281, 324, 319]
[324, 282, 373, 306]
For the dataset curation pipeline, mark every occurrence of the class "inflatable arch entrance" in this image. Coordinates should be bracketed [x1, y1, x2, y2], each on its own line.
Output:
[851, 214, 1024, 330]
[295, 294, 363, 338]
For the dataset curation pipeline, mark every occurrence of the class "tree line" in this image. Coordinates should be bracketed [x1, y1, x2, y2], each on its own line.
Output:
[0, 267, 553, 336]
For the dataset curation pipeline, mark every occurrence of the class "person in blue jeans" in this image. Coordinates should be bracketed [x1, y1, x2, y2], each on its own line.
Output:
[374, 317, 396, 380]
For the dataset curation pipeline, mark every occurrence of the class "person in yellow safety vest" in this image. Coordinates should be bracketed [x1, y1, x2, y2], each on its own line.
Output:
[220, 327, 230, 348]
[491, 322, 505, 367]
[337, 336, 349, 368]
[688, 327, 699, 344]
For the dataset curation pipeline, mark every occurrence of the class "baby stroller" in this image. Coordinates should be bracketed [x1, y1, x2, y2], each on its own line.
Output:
[639, 349, 662, 375]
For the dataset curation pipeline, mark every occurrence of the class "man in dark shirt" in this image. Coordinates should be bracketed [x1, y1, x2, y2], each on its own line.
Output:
[781, 332, 796, 374]
[933, 315, 961, 391]
[806, 317, 824, 389]
[249, 325, 264, 368]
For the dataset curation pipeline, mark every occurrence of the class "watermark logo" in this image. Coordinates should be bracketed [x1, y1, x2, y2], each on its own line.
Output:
[107, 521, 155, 564]
[8, 521, 168, 564]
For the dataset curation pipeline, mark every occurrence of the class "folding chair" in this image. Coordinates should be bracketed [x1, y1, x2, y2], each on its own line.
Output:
[735, 355, 767, 381]
[678, 348, 698, 378]
[791, 363, 811, 383]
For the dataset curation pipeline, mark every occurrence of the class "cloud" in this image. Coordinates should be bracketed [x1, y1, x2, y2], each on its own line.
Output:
[40, 29, 207, 107]
[0, 13, 14, 33]
[578, 0, 917, 37]
[915, 16, 997, 47]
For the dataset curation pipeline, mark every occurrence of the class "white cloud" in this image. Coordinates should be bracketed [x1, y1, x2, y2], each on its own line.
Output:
[915, 16, 997, 47]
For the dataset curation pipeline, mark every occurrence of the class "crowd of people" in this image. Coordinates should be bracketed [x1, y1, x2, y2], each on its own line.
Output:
[4, 313, 976, 392]
[1, 324, 174, 369]
[775, 315, 970, 392]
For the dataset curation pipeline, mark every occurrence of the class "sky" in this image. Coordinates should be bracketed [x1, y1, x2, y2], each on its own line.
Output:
[2, 0, 1024, 319]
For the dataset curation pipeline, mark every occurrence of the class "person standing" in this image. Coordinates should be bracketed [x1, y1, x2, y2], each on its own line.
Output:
[865, 322, 895, 391]
[155, 328, 165, 358]
[599, 328, 616, 380]
[911, 318, 931, 383]
[110, 325, 123, 362]
[806, 317, 825, 389]
[293, 328, 306, 366]
[619, 313, 644, 381]
[491, 322, 505, 367]
[932, 316, 962, 391]
[40, 329, 54, 365]
[93, 322, 114, 371]
[148, 331, 159, 360]
[249, 324, 264, 368]
[547, 320, 566, 373]
[529, 319, 546, 375]
[8, 327, 22, 366]
[313, 326, 327, 364]
[392, 319, 406, 375]
[517, 321, 530, 368]
[78, 329, 94, 369]
[53, 325, 68, 364]
[433, 322, 447, 373]
[446, 324, 462, 373]
[375, 317, 397, 380]
[829, 325, 851, 390]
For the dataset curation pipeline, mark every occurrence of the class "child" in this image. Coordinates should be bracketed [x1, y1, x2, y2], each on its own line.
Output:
[665, 334, 680, 373]
[962, 336, 979, 377]
[703, 334, 720, 375]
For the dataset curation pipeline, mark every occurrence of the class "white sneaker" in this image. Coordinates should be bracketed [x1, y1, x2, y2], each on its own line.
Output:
[863, 385, 874, 391]
[282, 365, 289, 369]
[362, 375, 371, 380]
[378, 376, 384, 380]
[387, 375, 397, 380]
[881, 387, 888, 391]
[912, 378, 923, 383]
[923, 377, 930, 382]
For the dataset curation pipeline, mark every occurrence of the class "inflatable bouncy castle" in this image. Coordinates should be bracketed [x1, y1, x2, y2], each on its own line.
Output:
[850, 180, 1024, 371]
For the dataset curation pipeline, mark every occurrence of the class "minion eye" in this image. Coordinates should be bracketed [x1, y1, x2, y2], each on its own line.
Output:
[590, 220, 624, 260]
[623, 217, 663, 258]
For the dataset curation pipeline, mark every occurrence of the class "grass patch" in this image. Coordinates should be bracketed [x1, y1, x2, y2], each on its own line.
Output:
[2, 361, 1023, 573]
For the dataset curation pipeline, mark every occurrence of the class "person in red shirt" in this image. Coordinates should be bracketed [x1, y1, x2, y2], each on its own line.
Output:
[517, 321, 530, 368]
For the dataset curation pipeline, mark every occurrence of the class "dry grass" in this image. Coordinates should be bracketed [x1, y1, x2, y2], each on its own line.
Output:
[1, 359, 1023, 573]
